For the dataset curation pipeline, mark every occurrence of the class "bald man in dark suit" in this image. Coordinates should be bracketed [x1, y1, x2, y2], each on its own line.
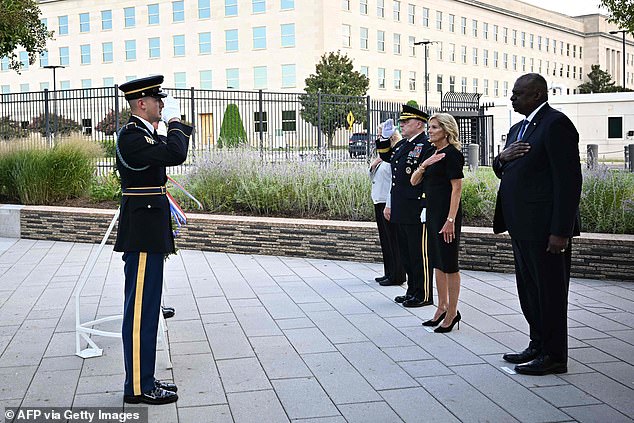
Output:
[493, 73, 582, 376]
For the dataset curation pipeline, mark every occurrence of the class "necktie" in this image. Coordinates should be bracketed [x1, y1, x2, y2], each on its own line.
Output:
[517, 119, 529, 141]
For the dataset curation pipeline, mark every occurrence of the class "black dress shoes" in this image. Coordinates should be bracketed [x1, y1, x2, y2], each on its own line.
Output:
[379, 279, 405, 286]
[375, 275, 389, 282]
[162, 306, 175, 319]
[402, 297, 433, 308]
[155, 379, 178, 392]
[394, 295, 413, 304]
[514, 355, 567, 376]
[124, 386, 179, 405]
[503, 346, 540, 364]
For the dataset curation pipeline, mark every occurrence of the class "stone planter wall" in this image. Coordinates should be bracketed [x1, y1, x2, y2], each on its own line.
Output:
[5, 205, 634, 281]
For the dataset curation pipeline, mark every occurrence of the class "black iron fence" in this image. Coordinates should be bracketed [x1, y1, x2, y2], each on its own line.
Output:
[0, 87, 491, 172]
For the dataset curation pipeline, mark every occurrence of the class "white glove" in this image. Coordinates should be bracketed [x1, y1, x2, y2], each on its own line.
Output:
[161, 94, 181, 123]
[381, 119, 395, 139]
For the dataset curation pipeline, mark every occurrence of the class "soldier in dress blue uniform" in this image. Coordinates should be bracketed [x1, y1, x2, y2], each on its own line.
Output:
[376, 104, 434, 308]
[114, 75, 192, 405]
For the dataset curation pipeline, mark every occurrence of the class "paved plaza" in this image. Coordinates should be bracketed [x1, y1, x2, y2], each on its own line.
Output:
[0, 237, 633, 423]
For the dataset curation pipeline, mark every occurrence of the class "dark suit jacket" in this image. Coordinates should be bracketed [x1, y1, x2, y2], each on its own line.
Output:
[376, 132, 431, 224]
[493, 104, 582, 241]
[114, 116, 192, 253]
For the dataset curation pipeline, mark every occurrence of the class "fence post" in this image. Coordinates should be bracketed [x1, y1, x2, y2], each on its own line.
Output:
[628, 145, 634, 172]
[190, 87, 196, 152]
[317, 90, 322, 152]
[114, 85, 120, 135]
[44, 89, 51, 146]
[587, 144, 598, 169]
[258, 89, 264, 159]
[366, 95, 371, 160]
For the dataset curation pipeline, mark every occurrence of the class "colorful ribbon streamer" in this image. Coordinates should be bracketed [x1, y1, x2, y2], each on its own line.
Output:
[166, 175, 202, 237]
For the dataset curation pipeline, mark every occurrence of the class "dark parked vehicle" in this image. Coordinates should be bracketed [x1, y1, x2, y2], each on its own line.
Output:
[348, 132, 370, 157]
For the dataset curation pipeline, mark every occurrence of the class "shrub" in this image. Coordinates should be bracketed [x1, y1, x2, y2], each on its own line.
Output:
[96, 108, 132, 135]
[0, 137, 100, 204]
[461, 168, 499, 226]
[580, 167, 634, 234]
[28, 113, 81, 137]
[0, 116, 28, 140]
[90, 171, 121, 202]
[218, 104, 247, 148]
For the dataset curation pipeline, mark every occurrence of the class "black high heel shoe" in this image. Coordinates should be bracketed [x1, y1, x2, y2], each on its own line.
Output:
[434, 311, 461, 333]
[422, 311, 447, 327]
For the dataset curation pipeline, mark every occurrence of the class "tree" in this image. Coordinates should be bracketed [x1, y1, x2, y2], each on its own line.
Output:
[578, 65, 618, 93]
[300, 51, 370, 148]
[96, 108, 132, 135]
[218, 104, 247, 148]
[0, 0, 53, 73]
[599, 0, 634, 34]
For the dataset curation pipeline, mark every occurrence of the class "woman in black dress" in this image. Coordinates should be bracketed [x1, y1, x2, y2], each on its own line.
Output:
[410, 113, 464, 333]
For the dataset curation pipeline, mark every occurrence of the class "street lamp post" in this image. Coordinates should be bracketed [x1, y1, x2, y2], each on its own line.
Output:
[43, 65, 65, 140]
[609, 30, 627, 90]
[414, 40, 436, 110]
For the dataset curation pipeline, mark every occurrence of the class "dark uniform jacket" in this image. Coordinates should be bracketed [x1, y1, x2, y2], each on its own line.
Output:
[377, 132, 431, 224]
[114, 116, 192, 254]
[493, 103, 582, 241]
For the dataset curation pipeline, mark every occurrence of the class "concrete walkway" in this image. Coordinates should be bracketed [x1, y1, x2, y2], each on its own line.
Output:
[0, 237, 632, 423]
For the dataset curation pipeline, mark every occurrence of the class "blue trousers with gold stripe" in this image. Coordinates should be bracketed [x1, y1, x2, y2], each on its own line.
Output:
[122, 252, 164, 396]
[396, 222, 433, 303]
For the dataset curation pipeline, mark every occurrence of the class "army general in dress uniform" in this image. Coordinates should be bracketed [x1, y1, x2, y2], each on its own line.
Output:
[377, 104, 434, 308]
[114, 75, 192, 405]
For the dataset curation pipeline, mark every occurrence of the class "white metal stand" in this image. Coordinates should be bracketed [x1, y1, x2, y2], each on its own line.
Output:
[74, 208, 172, 369]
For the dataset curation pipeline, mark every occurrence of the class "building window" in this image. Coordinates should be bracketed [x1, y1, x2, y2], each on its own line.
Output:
[253, 66, 267, 89]
[436, 11, 442, 30]
[101, 10, 112, 30]
[360, 0, 368, 14]
[483, 79, 489, 95]
[173, 1, 185, 21]
[393, 0, 400, 21]
[461, 45, 467, 64]
[58, 15, 68, 35]
[225, 0, 238, 16]
[149, 37, 160, 58]
[503, 27, 508, 43]
[19, 51, 29, 70]
[436, 75, 442, 92]
[530, 34, 534, 49]
[483, 22, 488, 39]
[0, 57, 8, 71]
[473, 78, 478, 93]
[521, 31, 525, 47]
[1, 85, 10, 94]
[20, 83, 30, 92]
[81, 79, 92, 89]
[472, 19, 478, 37]
[282, 110, 296, 131]
[342, 0, 350, 11]
[125, 40, 136, 61]
[281, 24, 295, 47]
[360, 65, 369, 78]
[199, 0, 211, 18]
[378, 67, 386, 89]
[281, 64, 296, 87]
[503, 81, 509, 97]
[102, 42, 113, 63]
[503, 53, 508, 69]
[253, 0, 266, 13]
[281, 0, 294, 10]
[80, 44, 91, 65]
[493, 51, 498, 68]
[448, 14, 455, 32]
[102, 78, 114, 87]
[449, 43, 455, 62]
[225, 29, 238, 52]
[79, 13, 90, 33]
[409, 71, 416, 90]
[494, 80, 499, 97]
[360, 27, 369, 50]
[200, 70, 212, 89]
[461, 17, 466, 35]
[342, 24, 351, 48]
[483, 49, 488, 66]
[377, 0, 384, 17]
[512, 29, 517, 46]
[393, 33, 401, 54]
[60, 81, 71, 89]
[408, 4, 415, 24]
[199, 32, 212, 54]
[472, 47, 478, 65]
[545, 37, 550, 52]
[409, 36, 416, 56]
[449, 75, 455, 92]
[461, 77, 467, 92]
[377, 30, 385, 52]
[226, 68, 239, 89]
[522, 56, 526, 72]
[436, 41, 443, 60]
[39, 51, 49, 67]
[124, 7, 135, 27]
[174, 72, 186, 89]
[493, 25, 498, 41]
[253, 26, 267, 49]
[608, 116, 623, 139]
[393, 69, 401, 89]
[148, 4, 160, 25]
[422, 7, 429, 27]
[59, 46, 69, 66]
[173, 35, 185, 56]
